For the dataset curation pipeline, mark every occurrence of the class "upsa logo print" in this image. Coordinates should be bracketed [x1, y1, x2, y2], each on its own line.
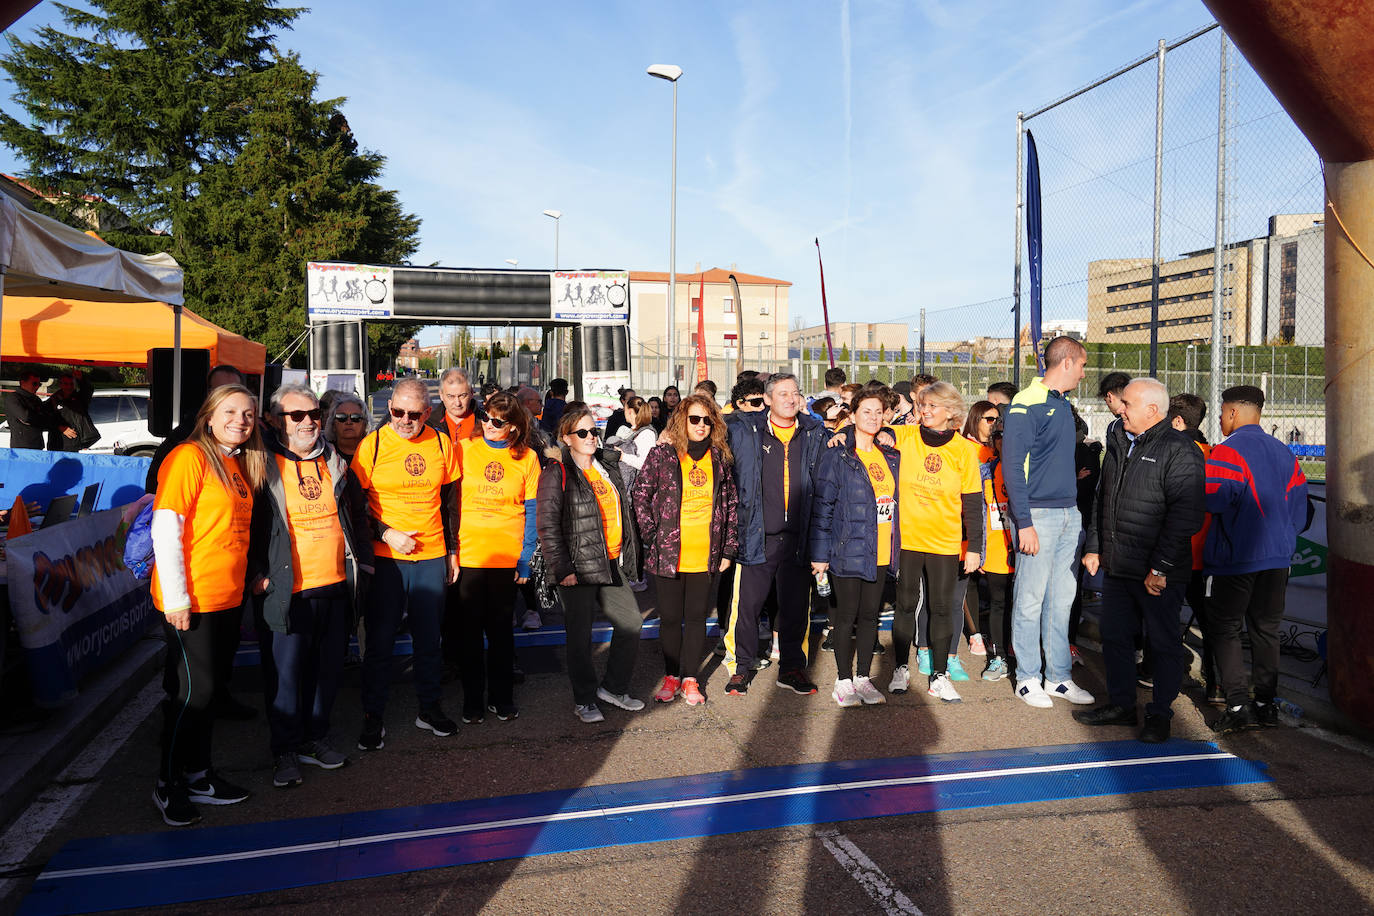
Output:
[924, 453, 943, 473]
[867, 462, 886, 482]
[688, 466, 708, 487]
[405, 453, 427, 476]
[298, 475, 323, 501]
[592, 479, 609, 497]
[232, 472, 249, 499]
[485, 461, 505, 483]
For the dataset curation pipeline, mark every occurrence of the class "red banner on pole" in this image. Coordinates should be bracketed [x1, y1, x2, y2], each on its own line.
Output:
[815, 238, 836, 368]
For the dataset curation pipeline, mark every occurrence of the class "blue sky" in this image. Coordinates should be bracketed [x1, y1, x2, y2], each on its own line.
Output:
[5, 0, 1290, 347]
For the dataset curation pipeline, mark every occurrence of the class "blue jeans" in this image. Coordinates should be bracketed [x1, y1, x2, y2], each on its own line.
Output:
[362, 556, 446, 718]
[1010, 506, 1079, 685]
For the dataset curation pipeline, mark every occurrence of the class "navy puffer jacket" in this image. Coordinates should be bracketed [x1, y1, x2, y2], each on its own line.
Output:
[809, 428, 901, 582]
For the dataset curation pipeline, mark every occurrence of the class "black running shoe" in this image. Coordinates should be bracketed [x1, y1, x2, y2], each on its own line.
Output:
[416, 705, 457, 736]
[358, 713, 386, 750]
[185, 770, 249, 806]
[1252, 700, 1279, 728]
[725, 673, 750, 696]
[776, 669, 818, 695]
[152, 781, 201, 827]
[487, 703, 519, 722]
[1213, 704, 1259, 734]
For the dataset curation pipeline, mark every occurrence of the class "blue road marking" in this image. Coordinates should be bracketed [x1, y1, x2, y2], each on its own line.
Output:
[23, 739, 1268, 914]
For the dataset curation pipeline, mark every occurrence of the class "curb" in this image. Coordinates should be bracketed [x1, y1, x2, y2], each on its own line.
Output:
[0, 634, 163, 834]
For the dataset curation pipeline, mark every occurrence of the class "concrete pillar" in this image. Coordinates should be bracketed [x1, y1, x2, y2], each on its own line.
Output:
[1324, 160, 1374, 725]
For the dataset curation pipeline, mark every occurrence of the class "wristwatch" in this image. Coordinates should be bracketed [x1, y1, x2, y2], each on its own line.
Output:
[1150, 568, 1165, 578]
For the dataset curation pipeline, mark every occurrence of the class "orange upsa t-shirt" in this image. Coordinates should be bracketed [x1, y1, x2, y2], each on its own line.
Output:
[276, 454, 346, 592]
[860, 449, 896, 568]
[678, 452, 713, 573]
[891, 426, 981, 555]
[457, 438, 540, 568]
[351, 425, 461, 561]
[583, 463, 622, 559]
[152, 444, 253, 612]
[981, 457, 1015, 576]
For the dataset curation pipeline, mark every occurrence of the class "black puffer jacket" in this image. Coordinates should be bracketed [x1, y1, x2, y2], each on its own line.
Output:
[1085, 419, 1205, 582]
[536, 446, 641, 585]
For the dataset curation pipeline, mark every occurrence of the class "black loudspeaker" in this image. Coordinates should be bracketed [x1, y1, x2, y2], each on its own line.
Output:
[148, 348, 211, 436]
[260, 363, 285, 403]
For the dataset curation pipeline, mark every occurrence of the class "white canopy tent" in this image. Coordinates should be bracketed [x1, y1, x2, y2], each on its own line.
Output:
[0, 194, 192, 418]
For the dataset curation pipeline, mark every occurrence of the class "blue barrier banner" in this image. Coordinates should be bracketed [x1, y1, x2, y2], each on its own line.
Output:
[0, 448, 151, 515]
[5, 505, 156, 706]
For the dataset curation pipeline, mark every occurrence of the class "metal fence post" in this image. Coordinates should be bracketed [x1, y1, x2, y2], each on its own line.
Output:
[1149, 37, 1166, 376]
[1209, 31, 1228, 443]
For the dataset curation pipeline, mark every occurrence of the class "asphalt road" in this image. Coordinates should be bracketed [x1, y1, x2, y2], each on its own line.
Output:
[5, 600, 1374, 915]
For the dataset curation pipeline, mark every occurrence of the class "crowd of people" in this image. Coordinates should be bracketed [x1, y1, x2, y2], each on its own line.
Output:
[2, 366, 99, 451]
[142, 337, 1311, 828]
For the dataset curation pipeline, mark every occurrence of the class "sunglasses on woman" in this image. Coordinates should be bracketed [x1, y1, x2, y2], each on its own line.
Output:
[687, 415, 713, 427]
[334, 413, 366, 423]
[570, 427, 602, 439]
[476, 410, 509, 429]
[390, 407, 425, 421]
[280, 408, 322, 422]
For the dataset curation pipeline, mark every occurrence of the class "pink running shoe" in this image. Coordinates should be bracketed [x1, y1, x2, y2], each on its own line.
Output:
[681, 678, 706, 706]
[654, 675, 681, 703]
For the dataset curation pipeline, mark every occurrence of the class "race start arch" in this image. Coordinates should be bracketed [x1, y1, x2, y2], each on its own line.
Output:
[305, 262, 630, 405]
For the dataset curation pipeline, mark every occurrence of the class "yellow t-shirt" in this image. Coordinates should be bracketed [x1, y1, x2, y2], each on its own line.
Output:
[861, 449, 896, 568]
[351, 425, 461, 561]
[457, 438, 540, 568]
[276, 454, 346, 593]
[891, 426, 981, 555]
[678, 453, 713, 573]
[152, 444, 253, 612]
[583, 464, 622, 559]
[771, 420, 797, 513]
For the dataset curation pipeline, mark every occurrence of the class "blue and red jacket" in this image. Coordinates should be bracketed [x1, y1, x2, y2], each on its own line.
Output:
[1203, 423, 1310, 576]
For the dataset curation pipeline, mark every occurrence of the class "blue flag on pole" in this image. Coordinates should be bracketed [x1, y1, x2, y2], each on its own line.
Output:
[1025, 130, 1044, 373]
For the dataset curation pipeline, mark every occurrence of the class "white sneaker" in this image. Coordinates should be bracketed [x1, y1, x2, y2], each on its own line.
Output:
[575, 703, 604, 723]
[1017, 678, 1053, 709]
[596, 687, 645, 711]
[927, 673, 962, 703]
[832, 678, 861, 708]
[1044, 679, 1095, 705]
[853, 675, 886, 705]
[888, 664, 910, 694]
[521, 609, 542, 630]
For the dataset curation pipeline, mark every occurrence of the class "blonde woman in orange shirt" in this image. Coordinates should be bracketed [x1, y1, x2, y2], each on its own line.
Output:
[150, 385, 266, 826]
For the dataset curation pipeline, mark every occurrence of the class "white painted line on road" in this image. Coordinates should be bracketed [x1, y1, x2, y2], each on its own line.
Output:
[818, 828, 922, 915]
[38, 750, 1236, 880]
[0, 680, 162, 900]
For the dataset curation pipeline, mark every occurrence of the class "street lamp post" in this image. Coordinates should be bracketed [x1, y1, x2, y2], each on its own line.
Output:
[647, 63, 683, 390]
[542, 209, 561, 270]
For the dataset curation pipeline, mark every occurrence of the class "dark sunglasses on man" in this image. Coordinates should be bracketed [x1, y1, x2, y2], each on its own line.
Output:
[741, 396, 764, 408]
[280, 408, 322, 423]
[390, 407, 425, 421]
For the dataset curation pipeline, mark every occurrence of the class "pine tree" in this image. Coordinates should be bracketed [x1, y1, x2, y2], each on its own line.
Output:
[179, 55, 419, 362]
[0, 0, 299, 248]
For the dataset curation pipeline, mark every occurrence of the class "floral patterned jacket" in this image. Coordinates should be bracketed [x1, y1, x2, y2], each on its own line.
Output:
[630, 442, 739, 578]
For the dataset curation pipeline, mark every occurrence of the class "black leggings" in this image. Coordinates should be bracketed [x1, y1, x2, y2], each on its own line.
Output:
[894, 551, 958, 675]
[984, 570, 1013, 658]
[457, 567, 517, 711]
[656, 572, 713, 678]
[160, 608, 241, 783]
[831, 569, 888, 680]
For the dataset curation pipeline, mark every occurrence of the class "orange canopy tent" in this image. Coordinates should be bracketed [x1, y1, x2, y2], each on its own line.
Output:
[1, 294, 265, 374]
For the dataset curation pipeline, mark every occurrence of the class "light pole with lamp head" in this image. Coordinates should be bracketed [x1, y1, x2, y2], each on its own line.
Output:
[647, 63, 682, 391]
[504, 259, 519, 387]
[542, 210, 561, 270]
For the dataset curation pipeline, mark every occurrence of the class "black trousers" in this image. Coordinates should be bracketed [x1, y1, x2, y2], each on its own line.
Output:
[457, 566, 517, 712]
[983, 570, 1013, 658]
[727, 532, 811, 674]
[256, 583, 349, 755]
[559, 565, 642, 706]
[1186, 568, 1218, 689]
[655, 572, 714, 678]
[893, 551, 956, 675]
[1101, 574, 1187, 718]
[831, 569, 887, 680]
[1208, 567, 1289, 707]
[160, 608, 241, 782]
